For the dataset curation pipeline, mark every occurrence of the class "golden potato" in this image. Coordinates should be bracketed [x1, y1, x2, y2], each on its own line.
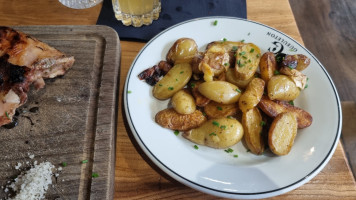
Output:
[281, 54, 311, 71]
[183, 118, 244, 149]
[225, 68, 254, 89]
[238, 78, 265, 113]
[198, 81, 242, 104]
[206, 41, 244, 66]
[268, 112, 298, 156]
[166, 38, 198, 64]
[258, 96, 312, 129]
[267, 75, 300, 101]
[171, 89, 196, 115]
[204, 101, 238, 119]
[155, 108, 207, 131]
[259, 52, 277, 83]
[234, 43, 261, 80]
[242, 107, 265, 155]
[153, 63, 192, 100]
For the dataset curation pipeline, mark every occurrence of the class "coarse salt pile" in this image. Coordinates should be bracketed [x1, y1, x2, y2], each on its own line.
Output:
[8, 162, 55, 200]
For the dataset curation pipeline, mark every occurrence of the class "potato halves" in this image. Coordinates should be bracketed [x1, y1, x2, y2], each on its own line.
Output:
[242, 107, 265, 155]
[238, 78, 265, 113]
[259, 52, 277, 83]
[198, 81, 242, 104]
[269, 112, 298, 156]
[234, 43, 261, 80]
[183, 118, 244, 149]
[166, 38, 198, 64]
[152, 63, 192, 100]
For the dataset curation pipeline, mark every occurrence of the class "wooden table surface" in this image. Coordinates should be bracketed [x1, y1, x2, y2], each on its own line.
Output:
[1, 0, 356, 199]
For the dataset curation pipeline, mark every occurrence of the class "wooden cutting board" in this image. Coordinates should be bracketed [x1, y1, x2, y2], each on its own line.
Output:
[0, 25, 120, 200]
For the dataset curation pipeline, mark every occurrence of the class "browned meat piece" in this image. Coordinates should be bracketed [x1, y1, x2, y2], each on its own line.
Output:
[0, 27, 75, 126]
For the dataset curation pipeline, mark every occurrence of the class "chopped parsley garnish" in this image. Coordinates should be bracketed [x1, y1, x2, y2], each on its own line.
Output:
[174, 130, 179, 135]
[5, 111, 10, 120]
[239, 51, 246, 56]
[220, 125, 227, 130]
[227, 116, 233, 119]
[242, 55, 247, 59]
[237, 60, 245, 67]
[235, 88, 241, 93]
[232, 46, 238, 51]
[212, 121, 220, 127]
[274, 70, 280, 75]
[175, 79, 178, 81]
[305, 84, 309, 89]
[288, 100, 294, 106]
[240, 39, 245, 42]
[246, 149, 251, 152]
[223, 38, 227, 42]
[127, 90, 132, 94]
[209, 132, 217, 136]
[92, 173, 99, 178]
[213, 20, 218, 26]
[168, 87, 174, 90]
[159, 84, 163, 86]
[234, 154, 239, 158]
[194, 145, 199, 150]
[180, 71, 184, 74]
[288, 65, 293, 69]
[248, 32, 251, 36]
[224, 148, 234, 153]
[256, 54, 260, 58]
[190, 83, 196, 88]
[250, 48, 255, 53]
[217, 106, 223, 111]
[62, 162, 67, 167]
[82, 160, 88, 164]
[224, 62, 229, 66]
[260, 121, 266, 126]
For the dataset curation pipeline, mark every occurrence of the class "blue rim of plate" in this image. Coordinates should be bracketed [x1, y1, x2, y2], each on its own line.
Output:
[123, 16, 342, 198]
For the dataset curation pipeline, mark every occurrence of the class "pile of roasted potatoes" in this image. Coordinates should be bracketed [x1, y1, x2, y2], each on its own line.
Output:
[138, 38, 312, 156]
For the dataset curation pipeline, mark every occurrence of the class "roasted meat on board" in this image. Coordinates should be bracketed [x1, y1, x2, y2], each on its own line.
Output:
[0, 27, 75, 126]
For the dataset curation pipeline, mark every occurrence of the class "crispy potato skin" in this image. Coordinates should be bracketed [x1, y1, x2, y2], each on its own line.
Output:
[155, 108, 207, 131]
[267, 75, 300, 101]
[234, 43, 261, 80]
[258, 96, 312, 128]
[204, 101, 238, 119]
[190, 81, 211, 107]
[183, 118, 244, 149]
[171, 89, 196, 114]
[281, 54, 310, 71]
[166, 38, 198, 65]
[268, 112, 298, 156]
[243, 107, 265, 155]
[259, 52, 277, 83]
[238, 78, 265, 113]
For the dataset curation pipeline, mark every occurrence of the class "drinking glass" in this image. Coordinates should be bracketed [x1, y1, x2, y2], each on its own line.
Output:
[112, 0, 161, 27]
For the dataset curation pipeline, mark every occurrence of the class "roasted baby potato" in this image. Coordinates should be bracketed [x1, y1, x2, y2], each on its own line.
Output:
[171, 89, 196, 115]
[225, 68, 254, 89]
[269, 112, 298, 156]
[258, 96, 312, 128]
[200, 43, 230, 82]
[279, 67, 308, 90]
[234, 43, 261, 80]
[153, 63, 192, 100]
[242, 107, 265, 155]
[198, 81, 242, 104]
[259, 52, 277, 83]
[166, 38, 198, 65]
[206, 41, 244, 66]
[155, 108, 207, 131]
[238, 78, 265, 113]
[281, 54, 311, 71]
[204, 101, 238, 119]
[183, 118, 244, 149]
[267, 75, 300, 101]
[190, 81, 211, 107]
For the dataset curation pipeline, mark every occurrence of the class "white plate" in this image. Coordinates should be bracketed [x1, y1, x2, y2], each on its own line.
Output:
[123, 17, 342, 199]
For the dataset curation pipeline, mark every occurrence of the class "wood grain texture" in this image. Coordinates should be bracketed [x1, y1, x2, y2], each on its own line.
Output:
[0, 26, 120, 200]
